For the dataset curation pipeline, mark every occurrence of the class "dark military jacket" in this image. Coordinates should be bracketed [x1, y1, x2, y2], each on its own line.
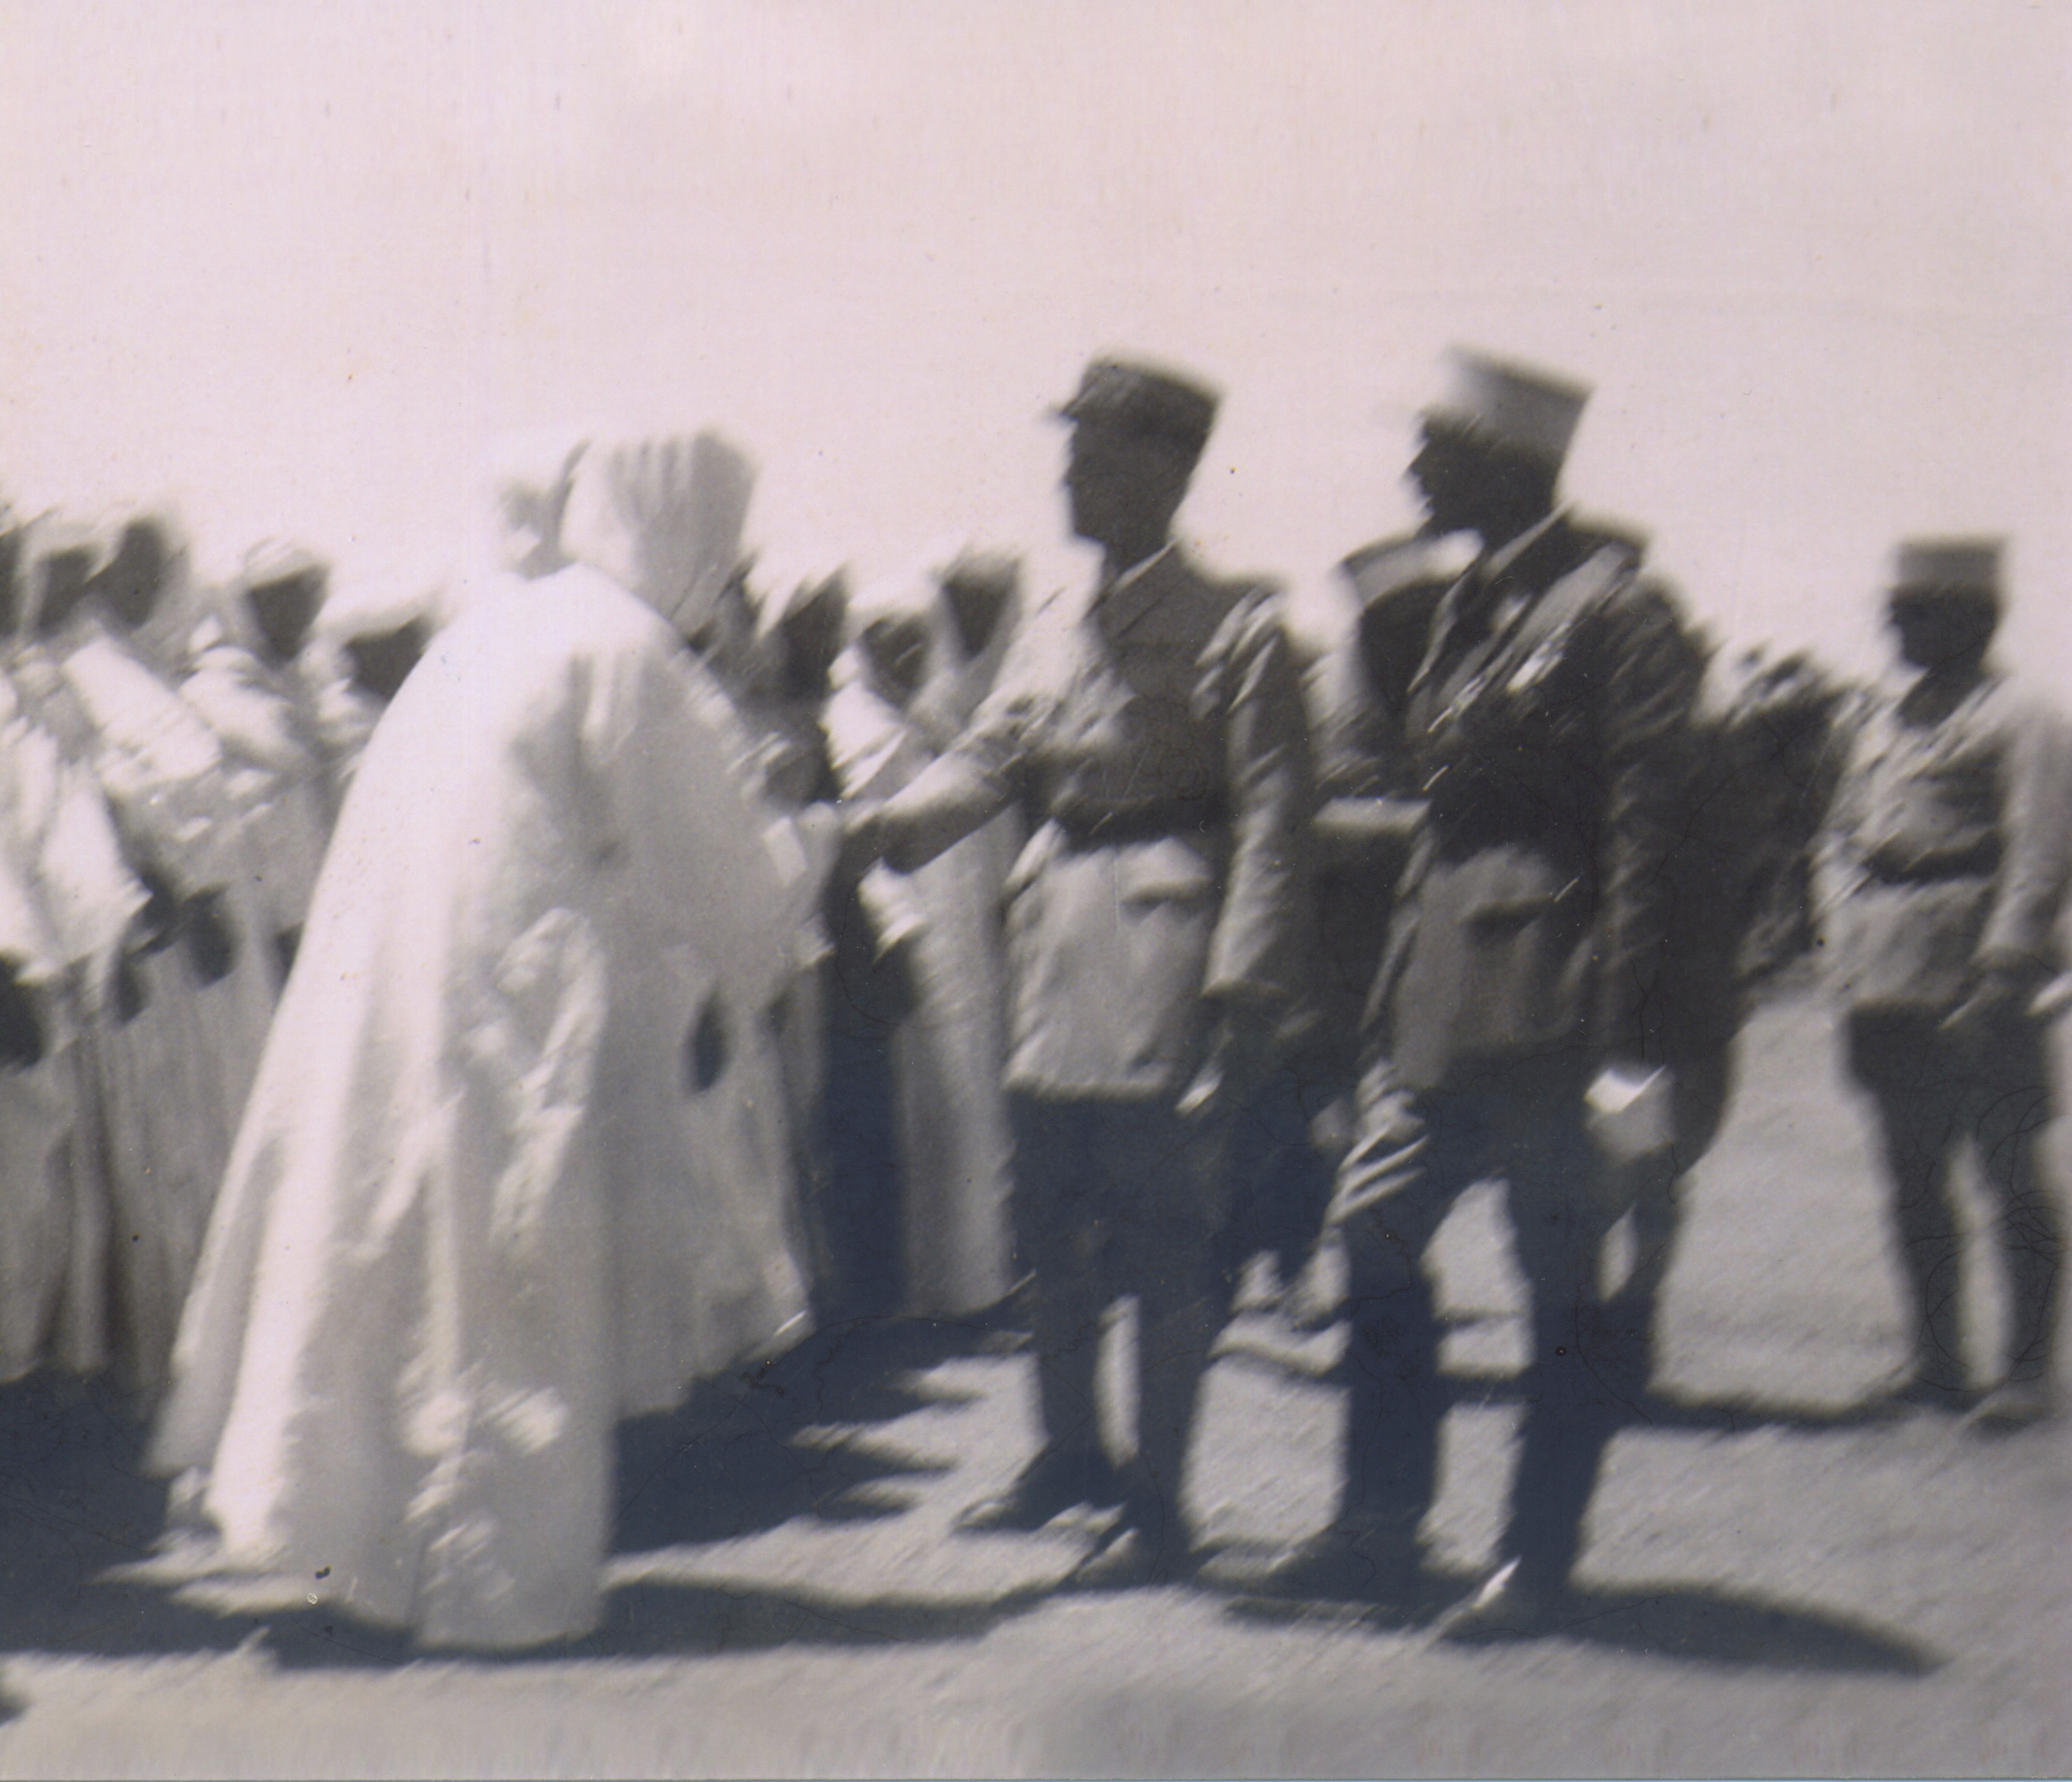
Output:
[1371, 512, 1701, 1091]
[878, 545, 1312, 1098]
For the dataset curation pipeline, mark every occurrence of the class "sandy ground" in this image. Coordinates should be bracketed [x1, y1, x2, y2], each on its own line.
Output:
[0, 986, 2064, 1777]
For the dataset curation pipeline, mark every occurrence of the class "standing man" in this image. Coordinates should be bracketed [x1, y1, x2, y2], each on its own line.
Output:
[1271, 533, 1472, 1327]
[848, 357, 1312, 1585]
[1822, 540, 2069, 1429]
[1260, 349, 1702, 1632]
[185, 540, 338, 984]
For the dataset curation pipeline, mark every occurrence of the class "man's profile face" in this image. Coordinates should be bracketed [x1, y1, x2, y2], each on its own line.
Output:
[1063, 419, 1184, 555]
[1408, 419, 1488, 537]
[1890, 594, 1995, 672]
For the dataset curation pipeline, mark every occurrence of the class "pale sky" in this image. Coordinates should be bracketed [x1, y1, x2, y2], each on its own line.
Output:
[2, 0, 2067, 680]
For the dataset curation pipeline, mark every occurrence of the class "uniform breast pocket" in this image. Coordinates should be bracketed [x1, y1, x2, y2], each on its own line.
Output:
[1390, 846, 1595, 1085]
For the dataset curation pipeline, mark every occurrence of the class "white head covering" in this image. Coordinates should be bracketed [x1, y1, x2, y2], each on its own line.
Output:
[1426, 347, 1591, 468]
[484, 428, 591, 578]
[839, 566, 934, 709]
[915, 538, 1024, 735]
[847, 565, 937, 632]
[561, 430, 757, 634]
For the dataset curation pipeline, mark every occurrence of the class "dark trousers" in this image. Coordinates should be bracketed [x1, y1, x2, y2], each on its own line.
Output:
[1846, 1009, 2063, 1387]
[1215, 1053, 1342, 1308]
[1608, 1047, 1736, 1371]
[1328, 1048, 1630, 1582]
[817, 886, 913, 1324]
[1008, 1093, 1226, 1526]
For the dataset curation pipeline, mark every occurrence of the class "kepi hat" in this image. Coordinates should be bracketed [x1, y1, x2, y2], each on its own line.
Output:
[1055, 356, 1220, 459]
[1425, 347, 1591, 468]
[1890, 537, 2003, 602]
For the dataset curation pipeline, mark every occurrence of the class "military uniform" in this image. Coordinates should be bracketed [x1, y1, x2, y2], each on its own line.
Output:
[1305, 535, 1462, 1088]
[1822, 558, 2071, 1412]
[1324, 505, 1700, 1593]
[876, 540, 1312, 1535]
[1231, 536, 1460, 1316]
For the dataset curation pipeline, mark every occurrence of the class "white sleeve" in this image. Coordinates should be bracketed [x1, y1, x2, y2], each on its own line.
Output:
[598, 641, 831, 1010]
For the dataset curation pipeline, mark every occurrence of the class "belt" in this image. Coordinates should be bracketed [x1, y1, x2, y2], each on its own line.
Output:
[1866, 845, 2001, 886]
[1050, 802, 1229, 850]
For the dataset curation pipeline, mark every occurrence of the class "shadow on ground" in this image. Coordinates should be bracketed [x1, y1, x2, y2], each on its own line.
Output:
[0, 1374, 247, 1663]
[260, 1577, 1054, 1671]
[1548, 1582, 1944, 1675]
[0, 1320, 1020, 1672]
[1220, 1569, 1940, 1677]
[613, 1315, 991, 1551]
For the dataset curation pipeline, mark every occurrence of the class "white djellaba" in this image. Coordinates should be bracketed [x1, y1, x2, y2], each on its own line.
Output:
[821, 550, 1022, 1317]
[182, 540, 343, 971]
[38, 515, 279, 1388]
[150, 433, 834, 1651]
[0, 521, 147, 1379]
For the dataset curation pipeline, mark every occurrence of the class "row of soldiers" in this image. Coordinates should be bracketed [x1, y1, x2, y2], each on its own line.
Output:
[0, 513, 434, 1394]
[830, 347, 2069, 1634]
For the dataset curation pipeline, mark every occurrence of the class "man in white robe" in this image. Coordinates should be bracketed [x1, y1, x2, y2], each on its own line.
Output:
[30, 517, 277, 1388]
[821, 556, 1021, 1318]
[184, 540, 340, 981]
[153, 435, 832, 1650]
[0, 518, 144, 1379]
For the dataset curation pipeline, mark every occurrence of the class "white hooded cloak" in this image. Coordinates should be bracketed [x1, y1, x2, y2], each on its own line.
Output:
[153, 541, 829, 1648]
